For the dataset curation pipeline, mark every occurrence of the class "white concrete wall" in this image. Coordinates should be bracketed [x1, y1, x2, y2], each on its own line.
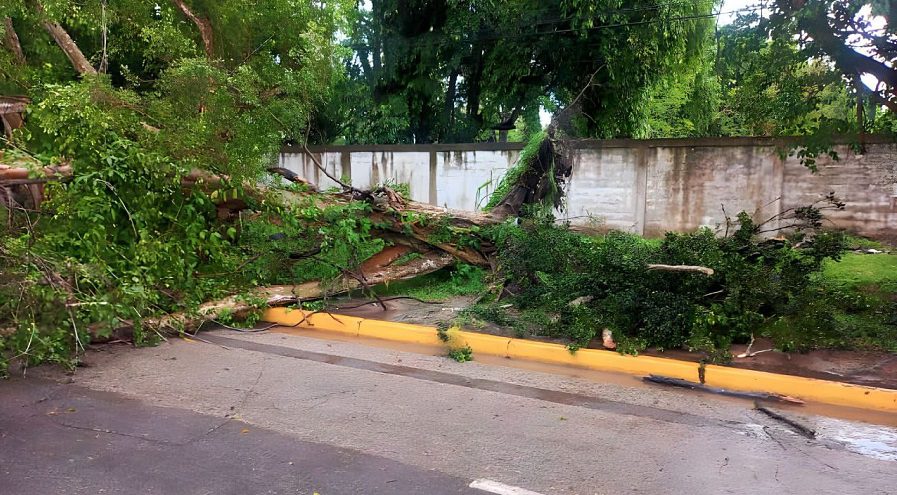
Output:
[434, 150, 519, 210]
[281, 139, 897, 241]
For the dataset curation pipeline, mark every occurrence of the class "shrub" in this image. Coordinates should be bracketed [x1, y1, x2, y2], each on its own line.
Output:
[491, 207, 848, 360]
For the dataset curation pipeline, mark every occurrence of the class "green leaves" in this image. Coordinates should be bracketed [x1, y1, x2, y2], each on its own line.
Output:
[0, 0, 346, 370]
[324, 0, 716, 143]
[492, 209, 847, 359]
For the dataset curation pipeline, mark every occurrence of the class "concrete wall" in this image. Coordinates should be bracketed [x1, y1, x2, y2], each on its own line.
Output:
[280, 138, 897, 241]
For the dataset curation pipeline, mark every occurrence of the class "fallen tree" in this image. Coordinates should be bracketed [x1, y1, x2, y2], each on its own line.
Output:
[0, 1, 858, 374]
[145, 249, 454, 333]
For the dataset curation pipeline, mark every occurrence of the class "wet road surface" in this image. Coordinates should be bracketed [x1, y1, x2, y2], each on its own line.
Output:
[2, 328, 896, 494]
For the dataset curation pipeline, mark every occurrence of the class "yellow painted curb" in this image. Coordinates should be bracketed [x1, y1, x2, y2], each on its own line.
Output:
[263, 307, 897, 413]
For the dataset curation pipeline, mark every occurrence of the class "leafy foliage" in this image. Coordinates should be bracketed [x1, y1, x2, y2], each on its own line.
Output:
[644, 12, 862, 139]
[447, 344, 473, 363]
[0, 0, 348, 372]
[318, 0, 715, 143]
[489, 207, 849, 360]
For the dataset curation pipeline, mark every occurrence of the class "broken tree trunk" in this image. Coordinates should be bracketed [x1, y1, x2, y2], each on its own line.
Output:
[0, 96, 28, 140]
[143, 250, 453, 332]
[489, 133, 573, 218]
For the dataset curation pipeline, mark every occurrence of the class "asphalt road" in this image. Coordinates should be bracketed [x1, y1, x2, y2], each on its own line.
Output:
[2, 328, 896, 494]
[0, 379, 478, 495]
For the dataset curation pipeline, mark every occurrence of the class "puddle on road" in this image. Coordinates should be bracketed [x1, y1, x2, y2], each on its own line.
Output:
[816, 418, 897, 461]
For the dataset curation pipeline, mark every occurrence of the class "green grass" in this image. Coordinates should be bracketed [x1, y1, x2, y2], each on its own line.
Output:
[841, 234, 890, 251]
[765, 252, 897, 353]
[372, 264, 487, 302]
[822, 252, 897, 293]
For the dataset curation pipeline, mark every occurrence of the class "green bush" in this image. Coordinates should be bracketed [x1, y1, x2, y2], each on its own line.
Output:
[490, 209, 849, 360]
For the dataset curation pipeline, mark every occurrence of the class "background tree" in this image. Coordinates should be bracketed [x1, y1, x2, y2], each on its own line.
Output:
[770, 0, 897, 112]
[643, 9, 863, 139]
[318, 0, 717, 144]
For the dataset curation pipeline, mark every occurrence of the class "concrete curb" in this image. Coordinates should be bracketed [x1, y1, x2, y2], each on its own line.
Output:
[263, 307, 897, 413]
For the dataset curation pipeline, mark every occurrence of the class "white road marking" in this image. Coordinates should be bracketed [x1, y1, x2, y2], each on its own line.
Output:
[469, 479, 545, 495]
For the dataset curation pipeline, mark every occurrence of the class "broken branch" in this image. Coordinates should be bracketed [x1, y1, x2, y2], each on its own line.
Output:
[142, 250, 454, 333]
[643, 375, 804, 404]
[647, 264, 715, 276]
[754, 401, 816, 439]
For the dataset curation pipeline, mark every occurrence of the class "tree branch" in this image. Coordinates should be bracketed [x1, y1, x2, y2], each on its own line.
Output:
[777, 0, 897, 105]
[647, 264, 715, 276]
[2, 17, 25, 65]
[865, 86, 897, 112]
[170, 0, 214, 59]
[30, 1, 96, 76]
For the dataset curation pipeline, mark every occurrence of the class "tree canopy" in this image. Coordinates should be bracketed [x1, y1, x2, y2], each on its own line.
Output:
[317, 0, 716, 144]
[769, 0, 897, 113]
[1, 0, 346, 170]
[0, 0, 350, 365]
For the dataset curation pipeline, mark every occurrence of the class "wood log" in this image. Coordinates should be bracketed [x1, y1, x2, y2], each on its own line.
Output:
[0, 96, 28, 115]
[647, 264, 715, 276]
[0, 163, 72, 181]
[144, 249, 454, 332]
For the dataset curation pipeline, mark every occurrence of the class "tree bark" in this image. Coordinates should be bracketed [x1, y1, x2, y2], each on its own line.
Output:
[171, 0, 214, 59]
[2, 17, 25, 65]
[371, 0, 382, 72]
[29, 1, 96, 76]
[465, 48, 485, 129]
[488, 135, 573, 218]
[43, 22, 96, 75]
[444, 70, 458, 132]
[647, 264, 714, 276]
[144, 250, 454, 332]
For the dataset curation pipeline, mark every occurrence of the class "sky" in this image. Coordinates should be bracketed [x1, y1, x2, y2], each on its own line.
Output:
[720, 0, 761, 24]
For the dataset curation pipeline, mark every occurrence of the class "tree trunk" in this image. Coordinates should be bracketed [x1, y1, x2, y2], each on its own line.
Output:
[43, 20, 96, 75]
[171, 0, 214, 59]
[444, 70, 458, 132]
[29, 1, 96, 76]
[371, 0, 382, 72]
[2, 17, 25, 65]
[488, 135, 573, 217]
[143, 250, 454, 332]
[465, 49, 484, 129]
